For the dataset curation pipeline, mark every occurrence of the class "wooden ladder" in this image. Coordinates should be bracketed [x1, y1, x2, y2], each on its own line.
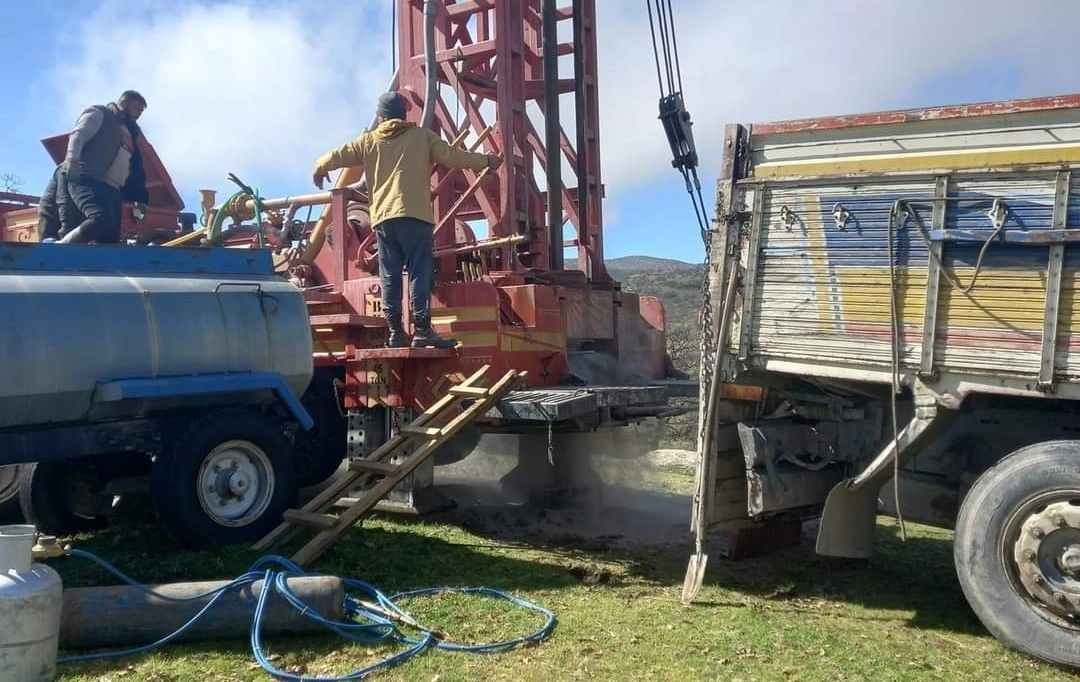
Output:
[253, 364, 521, 566]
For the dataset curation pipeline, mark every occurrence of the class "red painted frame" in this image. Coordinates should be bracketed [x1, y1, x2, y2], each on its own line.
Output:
[752, 93, 1080, 136]
[396, 0, 607, 281]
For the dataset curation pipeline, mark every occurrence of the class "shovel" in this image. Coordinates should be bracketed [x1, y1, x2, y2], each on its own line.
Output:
[680, 541, 709, 604]
[680, 264, 740, 605]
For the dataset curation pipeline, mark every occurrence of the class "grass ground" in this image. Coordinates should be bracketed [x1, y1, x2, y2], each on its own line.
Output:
[48, 465, 1075, 682]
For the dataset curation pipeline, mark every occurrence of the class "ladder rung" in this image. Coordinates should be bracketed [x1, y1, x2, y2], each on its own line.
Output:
[282, 509, 338, 530]
[348, 459, 402, 476]
[400, 425, 443, 438]
[448, 385, 489, 397]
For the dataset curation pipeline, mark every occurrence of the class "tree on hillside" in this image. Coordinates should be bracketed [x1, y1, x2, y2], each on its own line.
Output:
[1, 173, 24, 193]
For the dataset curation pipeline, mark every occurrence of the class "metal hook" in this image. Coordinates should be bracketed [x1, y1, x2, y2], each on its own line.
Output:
[988, 198, 1008, 231]
[832, 203, 851, 231]
[780, 205, 797, 231]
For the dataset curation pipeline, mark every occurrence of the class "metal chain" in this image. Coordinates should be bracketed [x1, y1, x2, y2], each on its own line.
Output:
[547, 421, 554, 467]
[696, 217, 716, 445]
[695, 220, 712, 410]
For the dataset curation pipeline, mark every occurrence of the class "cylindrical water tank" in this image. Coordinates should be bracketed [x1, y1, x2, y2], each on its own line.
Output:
[0, 244, 314, 431]
[0, 525, 63, 682]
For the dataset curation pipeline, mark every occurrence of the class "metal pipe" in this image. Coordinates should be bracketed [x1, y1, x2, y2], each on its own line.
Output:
[433, 234, 526, 258]
[543, 0, 564, 271]
[572, 0, 588, 263]
[243, 192, 331, 212]
[623, 406, 691, 419]
[421, 0, 438, 129]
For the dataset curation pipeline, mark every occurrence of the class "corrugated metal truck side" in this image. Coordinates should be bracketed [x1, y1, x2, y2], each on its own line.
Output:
[694, 94, 1080, 668]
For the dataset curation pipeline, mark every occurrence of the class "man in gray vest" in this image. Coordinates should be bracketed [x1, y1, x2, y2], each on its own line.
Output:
[57, 90, 149, 244]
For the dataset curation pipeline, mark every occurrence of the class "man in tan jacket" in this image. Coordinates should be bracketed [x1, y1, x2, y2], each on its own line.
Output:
[313, 91, 502, 348]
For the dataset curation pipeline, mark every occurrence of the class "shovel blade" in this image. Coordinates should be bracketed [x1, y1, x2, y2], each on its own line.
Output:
[680, 552, 708, 604]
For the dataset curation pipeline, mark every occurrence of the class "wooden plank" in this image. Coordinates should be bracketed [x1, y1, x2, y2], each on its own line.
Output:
[448, 385, 489, 397]
[290, 370, 519, 566]
[400, 426, 442, 438]
[347, 459, 402, 476]
[293, 369, 517, 564]
[308, 314, 385, 327]
[282, 509, 337, 530]
[252, 365, 492, 552]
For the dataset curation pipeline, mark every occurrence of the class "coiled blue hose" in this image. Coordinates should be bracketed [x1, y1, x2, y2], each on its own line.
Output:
[58, 549, 557, 681]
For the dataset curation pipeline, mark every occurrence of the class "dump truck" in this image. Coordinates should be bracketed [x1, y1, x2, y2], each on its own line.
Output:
[692, 93, 1080, 669]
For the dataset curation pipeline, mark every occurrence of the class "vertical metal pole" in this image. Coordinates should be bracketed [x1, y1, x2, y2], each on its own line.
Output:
[919, 176, 949, 380]
[1040, 170, 1071, 392]
[572, 0, 588, 272]
[543, 0, 563, 271]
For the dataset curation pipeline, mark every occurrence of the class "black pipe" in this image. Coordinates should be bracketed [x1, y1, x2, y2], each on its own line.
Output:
[544, 0, 563, 271]
[572, 0, 587, 272]
[622, 406, 691, 419]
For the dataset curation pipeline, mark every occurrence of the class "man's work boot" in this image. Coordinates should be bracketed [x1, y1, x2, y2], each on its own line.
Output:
[386, 315, 408, 348]
[411, 317, 458, 349]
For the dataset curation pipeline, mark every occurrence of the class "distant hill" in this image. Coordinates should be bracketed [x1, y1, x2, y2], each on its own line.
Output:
[606, 255, 696, 279]
[605, 255, 704, 447]
[606, 256, 703, 334]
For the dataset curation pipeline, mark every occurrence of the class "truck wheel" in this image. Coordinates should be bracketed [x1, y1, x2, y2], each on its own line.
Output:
[954, 440, 1080, 668]
[293, 369, 348, 487]
[152, 409, 299, 549]
[18, 461, 109, 536]
[0, 465, 22, 522]
[299, 406, 387, 501]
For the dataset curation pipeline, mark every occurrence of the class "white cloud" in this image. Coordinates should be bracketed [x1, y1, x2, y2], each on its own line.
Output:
[596, 0, 1080, 198]
[44, 0, 1080, 225]
[46, 0, 396, 199]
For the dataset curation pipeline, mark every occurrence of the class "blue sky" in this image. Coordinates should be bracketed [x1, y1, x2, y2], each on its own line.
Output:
[3, 1, 1080, 263]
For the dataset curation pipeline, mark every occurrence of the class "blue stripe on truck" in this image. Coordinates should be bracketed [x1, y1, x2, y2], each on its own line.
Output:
[94, 372, 314, 430]
[0, 242, 277, 276]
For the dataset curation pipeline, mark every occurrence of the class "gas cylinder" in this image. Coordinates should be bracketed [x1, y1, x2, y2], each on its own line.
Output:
[0, 525, 63, 681]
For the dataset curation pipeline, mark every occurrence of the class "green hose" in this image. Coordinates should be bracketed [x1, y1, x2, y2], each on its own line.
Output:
[206, 190, 246, 244]
[206, 189, 267, 248]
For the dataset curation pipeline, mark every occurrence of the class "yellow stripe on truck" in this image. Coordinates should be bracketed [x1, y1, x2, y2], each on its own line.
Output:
[754, 143, 1080, 178]
[430, 306, 498, 325]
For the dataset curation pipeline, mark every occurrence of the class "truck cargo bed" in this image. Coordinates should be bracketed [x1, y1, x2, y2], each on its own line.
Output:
[723, 94, 1080, 399]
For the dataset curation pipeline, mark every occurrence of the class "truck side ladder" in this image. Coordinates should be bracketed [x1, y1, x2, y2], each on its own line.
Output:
[253, 364, 522, 566]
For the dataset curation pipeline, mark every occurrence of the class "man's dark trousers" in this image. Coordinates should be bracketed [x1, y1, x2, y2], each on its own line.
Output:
[60, 175, 122, 244]
[375, 216, 436, 326]
[36, 167, 82, 241]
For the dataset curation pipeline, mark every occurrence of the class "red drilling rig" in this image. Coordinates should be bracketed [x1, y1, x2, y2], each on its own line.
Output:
[5, 1, 685, 513]
[264, 0, 678, 509]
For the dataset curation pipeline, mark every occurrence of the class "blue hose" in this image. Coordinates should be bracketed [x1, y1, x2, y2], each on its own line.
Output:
[57, 550, 557, 681]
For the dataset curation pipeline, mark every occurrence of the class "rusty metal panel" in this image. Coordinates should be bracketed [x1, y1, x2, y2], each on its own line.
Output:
[739, 166, 1080, 390]
[562, 288, 614, 339]
[752, 94, 1080, 137]
[934, 174, 1058, 379]
[749, 104, 1080, 180]
[747, 178, 933, 371]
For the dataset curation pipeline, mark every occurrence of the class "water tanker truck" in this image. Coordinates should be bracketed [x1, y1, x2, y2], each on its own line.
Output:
[0, 241, 317, 548]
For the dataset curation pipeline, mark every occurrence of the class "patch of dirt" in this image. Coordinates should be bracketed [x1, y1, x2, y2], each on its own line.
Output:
[647, 448, 696, 472]
[568, 564, 613, 586]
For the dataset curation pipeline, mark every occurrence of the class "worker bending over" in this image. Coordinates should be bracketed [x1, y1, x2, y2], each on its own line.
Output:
[312, 91, 502, 349]
[53, 90, 150, 244]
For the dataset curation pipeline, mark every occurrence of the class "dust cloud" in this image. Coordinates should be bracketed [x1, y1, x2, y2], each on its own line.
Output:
[434, 424, 696, 548]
